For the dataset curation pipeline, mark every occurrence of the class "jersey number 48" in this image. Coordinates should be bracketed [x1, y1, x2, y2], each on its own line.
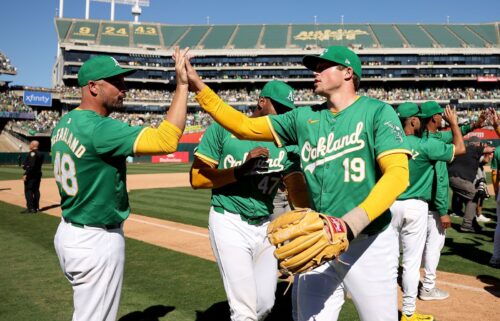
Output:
[53, 151, 78, 196]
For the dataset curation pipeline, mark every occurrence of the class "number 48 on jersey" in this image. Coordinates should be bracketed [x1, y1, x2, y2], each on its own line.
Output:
[53, 151, 78, 196]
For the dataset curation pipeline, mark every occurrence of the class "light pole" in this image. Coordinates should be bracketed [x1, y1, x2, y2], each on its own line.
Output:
[314, 16, 319, 47]
[340, 15, 345, 46]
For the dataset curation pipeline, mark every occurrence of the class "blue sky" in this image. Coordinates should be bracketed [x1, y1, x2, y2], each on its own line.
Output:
[0, 0, 499, 88]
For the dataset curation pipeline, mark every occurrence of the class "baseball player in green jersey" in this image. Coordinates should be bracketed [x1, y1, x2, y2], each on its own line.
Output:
[184, 46, 411, 321]
[391, 103, 465, 321]
[418, 101, 487, 300]
[190, 80, 309, 321]
[52, 47, 190, 321]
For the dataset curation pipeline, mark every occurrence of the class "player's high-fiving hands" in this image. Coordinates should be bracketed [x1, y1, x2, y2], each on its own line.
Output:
[488, 107, 499, 128]
[443, 105, 458, 126]
[172, 46, 190, 86]
[185, 57, 205, 93]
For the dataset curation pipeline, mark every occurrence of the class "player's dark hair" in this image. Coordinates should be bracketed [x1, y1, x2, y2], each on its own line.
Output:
[421, 117, 432, 138]
[270, 98, 291, 115]
[337, 65, 360, 90]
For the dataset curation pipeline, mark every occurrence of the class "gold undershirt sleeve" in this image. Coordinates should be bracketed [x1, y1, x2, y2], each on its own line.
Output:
[195, 86, 274, 142]
[133, 120, 182, 155]
[358, 153, 410, 221]
[190, 155, 237, 189]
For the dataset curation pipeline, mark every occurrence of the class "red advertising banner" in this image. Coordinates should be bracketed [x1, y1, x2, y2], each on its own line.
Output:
[179, 131, 204, 143]
[464, 129, 499, 140]
[477, 76, 498, 82]
[152, 152, 189, 163]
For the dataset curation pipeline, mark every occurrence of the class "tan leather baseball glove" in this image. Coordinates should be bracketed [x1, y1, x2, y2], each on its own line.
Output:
[267, 208, 349, 276]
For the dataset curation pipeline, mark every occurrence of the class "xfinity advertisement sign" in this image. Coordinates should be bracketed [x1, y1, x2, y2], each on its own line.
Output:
[23, 91, 52, 107]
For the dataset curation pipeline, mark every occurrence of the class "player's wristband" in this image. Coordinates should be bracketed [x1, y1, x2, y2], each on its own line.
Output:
[341, 207, 370, 239]
[345, 224, 354, 242]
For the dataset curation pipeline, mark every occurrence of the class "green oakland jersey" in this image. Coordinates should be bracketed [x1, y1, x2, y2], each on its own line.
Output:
[51, 109, 144, 225]
[195, 122, 301, 221]
[426, 124, 471, 144]
[269, 96, 410, 234]
[425, 126, 472, 215]
[398, 136, 454, 201]
[491, 148, 500, 170]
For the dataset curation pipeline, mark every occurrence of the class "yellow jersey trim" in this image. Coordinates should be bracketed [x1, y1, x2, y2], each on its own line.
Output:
[376, 148, 412, 160]
[194, 152, 219, 166]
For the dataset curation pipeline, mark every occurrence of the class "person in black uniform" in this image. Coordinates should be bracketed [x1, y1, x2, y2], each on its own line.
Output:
[22, 140, 44, 213]
[448, 136, 495, 232]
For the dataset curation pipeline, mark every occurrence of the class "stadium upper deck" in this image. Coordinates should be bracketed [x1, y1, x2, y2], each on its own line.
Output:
[53, 18, 500, 100]
[0, 51, 17, 76]
[55, 19, 499, 50]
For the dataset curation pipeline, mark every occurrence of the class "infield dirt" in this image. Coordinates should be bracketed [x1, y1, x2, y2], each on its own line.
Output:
[0, 173, 498, 321]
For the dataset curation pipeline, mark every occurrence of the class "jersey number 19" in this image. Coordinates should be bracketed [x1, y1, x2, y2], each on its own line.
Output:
[342, 157, 365, 182]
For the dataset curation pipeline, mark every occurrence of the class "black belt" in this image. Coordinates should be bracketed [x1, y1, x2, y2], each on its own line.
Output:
[63, 217, 122, 230]
[398, 197, 429, 202]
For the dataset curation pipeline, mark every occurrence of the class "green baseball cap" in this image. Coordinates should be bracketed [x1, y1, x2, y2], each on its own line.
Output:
[77, 55, 136, 87]
[260, 80, 296, 109]
[303, 46, 362, 79]
[396, 102, 424, 119]
[420, 101, 444, 118]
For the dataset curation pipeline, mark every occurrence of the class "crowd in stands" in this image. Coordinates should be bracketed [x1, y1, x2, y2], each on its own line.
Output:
[58, 86, 500, 104]
[0, 91, 31, 112]
[5, 106, 498, 138]
[118, 59, 495, 68]
[2, 85, 499, 136]
[109, 110, 219, 130]
[0, 51, 16, 74]
[8, 110, 60, 135]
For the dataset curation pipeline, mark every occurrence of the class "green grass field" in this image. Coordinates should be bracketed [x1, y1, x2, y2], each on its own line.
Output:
[0, 163, 191, 181]
[1, 162, 498, 320]
[0, 201, 360, 321]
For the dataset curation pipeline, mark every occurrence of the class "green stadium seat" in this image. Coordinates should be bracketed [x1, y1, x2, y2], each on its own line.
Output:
[341, 24, 376, 48]
[261, 25, 288, 48]
[232, 25, 262, 49]
[202, 25, 235, 49]
[100, 22, 131, 47]
[370, 25, 405, 48]
[70, 21, 99, 42]
[467, 24, 497, 46]
[161, 26, 190, 48]
[177, 26, 210, 49]
[422, 25, 463, 48]
[291, 24, 322, 48]
[447, 25, 488, 48]
[132, 24, 161, 47]
[396, 25, 434, 48]
[291, 24, 374, 48]
[55, 19, 73, 41]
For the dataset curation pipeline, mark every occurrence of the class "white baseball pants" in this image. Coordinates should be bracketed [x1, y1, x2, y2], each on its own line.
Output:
[390, 199, 428, 315]
[54, 219, 125, 321]
[208, 207, 277, 321]
[422, 211, 446, 290]
[292, 225, 399, 321]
